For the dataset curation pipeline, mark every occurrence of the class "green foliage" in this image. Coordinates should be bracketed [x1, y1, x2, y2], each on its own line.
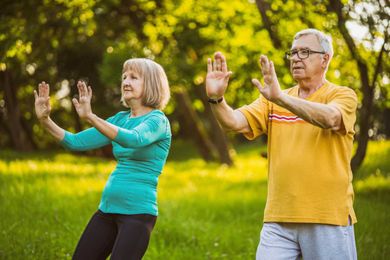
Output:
[0, 140, 389, 259]
[0, 0, 388, 150]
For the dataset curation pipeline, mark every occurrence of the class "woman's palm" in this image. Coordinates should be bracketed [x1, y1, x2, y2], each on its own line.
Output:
[34, 82, 51, 120]
[72, 81, 93, 120]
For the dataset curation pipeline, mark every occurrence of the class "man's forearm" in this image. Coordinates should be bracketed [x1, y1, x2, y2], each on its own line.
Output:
[210, 99, 250, 133]
[210, 100, 236, 130]
[276, 93, 341, 130]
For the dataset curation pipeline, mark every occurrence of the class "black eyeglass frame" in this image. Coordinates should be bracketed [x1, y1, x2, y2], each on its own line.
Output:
[285, 48, 326, 60]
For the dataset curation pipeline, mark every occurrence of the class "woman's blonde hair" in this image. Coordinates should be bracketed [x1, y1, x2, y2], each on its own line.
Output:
[121, 58, 170, 110]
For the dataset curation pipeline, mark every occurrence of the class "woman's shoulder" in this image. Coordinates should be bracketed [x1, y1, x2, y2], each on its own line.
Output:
[144, 110, 169, 123]
[149, 109, 165, 117]
[115, 111, 131, 117]
[106, 111, 130, 123]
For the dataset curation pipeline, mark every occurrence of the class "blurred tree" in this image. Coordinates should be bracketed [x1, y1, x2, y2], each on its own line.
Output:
[1, 0, 388, 171]
[98, 0, 270, 165]
[0, 0, 97, 150]
[0, 0, 162, 151]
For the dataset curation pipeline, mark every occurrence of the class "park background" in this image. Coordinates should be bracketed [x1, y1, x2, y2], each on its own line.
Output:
[0, 0, 389, 259]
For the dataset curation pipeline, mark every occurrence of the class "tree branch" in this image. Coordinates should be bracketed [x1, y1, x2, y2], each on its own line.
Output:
[370, 28, 388, 88]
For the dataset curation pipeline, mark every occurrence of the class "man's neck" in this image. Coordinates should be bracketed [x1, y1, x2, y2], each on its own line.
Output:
[297, 76, 326, 99]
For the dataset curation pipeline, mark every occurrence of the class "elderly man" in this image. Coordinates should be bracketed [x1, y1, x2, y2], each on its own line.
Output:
[205, 29, 358, 259]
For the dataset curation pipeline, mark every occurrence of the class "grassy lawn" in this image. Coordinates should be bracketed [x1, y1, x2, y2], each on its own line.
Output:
[0, 140, 389, 259]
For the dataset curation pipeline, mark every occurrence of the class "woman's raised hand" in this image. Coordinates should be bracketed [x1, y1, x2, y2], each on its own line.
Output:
[205, 52, 233, 99]
[72, 80, 93, 120]
[34, 82, 51, 121]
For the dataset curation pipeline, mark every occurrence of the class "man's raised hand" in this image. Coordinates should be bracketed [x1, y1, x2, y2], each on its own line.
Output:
[205, 52, 233, 99]
[252, 55, 282, 102]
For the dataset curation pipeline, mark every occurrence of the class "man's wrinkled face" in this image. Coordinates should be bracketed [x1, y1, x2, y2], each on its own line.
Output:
[290, 34, 328, 81]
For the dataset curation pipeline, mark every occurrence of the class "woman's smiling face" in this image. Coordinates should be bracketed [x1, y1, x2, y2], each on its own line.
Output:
[121, 69, 144, 103]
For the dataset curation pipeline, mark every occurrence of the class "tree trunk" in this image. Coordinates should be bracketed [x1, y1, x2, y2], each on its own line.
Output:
[349, 60, 372, 172]
[327, 0, 376, 172]
[174, 89, 217, 162]
[194, 87, 233, 166]
[0, 70, 34, 151]
[255, 0, 283, 49]
[255, 0, 290, 69]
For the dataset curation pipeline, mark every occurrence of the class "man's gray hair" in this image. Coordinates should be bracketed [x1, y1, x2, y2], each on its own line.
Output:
[294, 28, 334, 59]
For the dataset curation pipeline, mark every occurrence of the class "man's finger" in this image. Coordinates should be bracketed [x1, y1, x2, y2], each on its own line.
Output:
[260, 55, 270, 75]
[224, 71, 233, 81]
[221, 56, 228, 73]
[34, 90, 38, 100]
[207, 58, 212, 73]
[214, 52, 223, 71]
[216, 58, 221, 71]
[252, 78, 263, 91]
[270, 61, 278, 79]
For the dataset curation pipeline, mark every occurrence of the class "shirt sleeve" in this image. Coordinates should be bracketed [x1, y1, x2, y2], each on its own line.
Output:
[113, 115, 169, 148]
[237, 95, 269, 140]
[60, 115, 115, 151]
[328, 87, 358, 135]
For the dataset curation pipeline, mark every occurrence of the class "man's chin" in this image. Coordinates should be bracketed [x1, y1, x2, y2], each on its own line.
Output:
[292, 73, 305, 81]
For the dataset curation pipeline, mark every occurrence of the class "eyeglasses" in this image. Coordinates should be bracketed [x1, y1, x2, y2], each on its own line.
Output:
[285, 48, 326, 60]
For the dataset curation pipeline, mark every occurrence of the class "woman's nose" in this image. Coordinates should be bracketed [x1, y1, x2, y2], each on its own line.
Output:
[122, 78, 131, 86]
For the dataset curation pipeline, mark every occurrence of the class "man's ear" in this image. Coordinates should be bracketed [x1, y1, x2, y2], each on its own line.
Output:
[322, 53, 330, 69]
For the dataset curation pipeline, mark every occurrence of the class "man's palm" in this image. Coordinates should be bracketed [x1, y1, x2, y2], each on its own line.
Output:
[206, 71, 229, 98]
[205, 52, 232, 98]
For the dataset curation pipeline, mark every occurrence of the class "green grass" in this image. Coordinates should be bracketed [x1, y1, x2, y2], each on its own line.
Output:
[0, 140, 389, 259]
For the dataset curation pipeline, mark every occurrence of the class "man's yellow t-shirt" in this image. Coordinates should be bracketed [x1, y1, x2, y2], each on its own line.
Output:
[239, 81, 358, 226]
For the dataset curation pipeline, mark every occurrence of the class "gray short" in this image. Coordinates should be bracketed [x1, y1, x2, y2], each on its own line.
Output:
[256, 221, 357, 260]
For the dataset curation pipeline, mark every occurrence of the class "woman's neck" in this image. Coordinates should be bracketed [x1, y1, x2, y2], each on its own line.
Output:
[129, 104, 153, 118]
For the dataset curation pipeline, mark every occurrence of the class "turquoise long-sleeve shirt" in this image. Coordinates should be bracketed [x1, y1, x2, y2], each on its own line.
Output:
[60, 110, 171, 216]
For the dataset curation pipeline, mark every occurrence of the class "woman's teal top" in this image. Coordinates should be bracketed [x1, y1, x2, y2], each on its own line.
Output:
[60, 110, 171, 216]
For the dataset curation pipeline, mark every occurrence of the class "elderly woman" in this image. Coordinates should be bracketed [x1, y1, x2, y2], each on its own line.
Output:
[34, 58, 171, 260]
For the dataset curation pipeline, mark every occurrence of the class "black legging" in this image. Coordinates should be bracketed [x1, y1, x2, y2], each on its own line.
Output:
[72, 210, 157, 260]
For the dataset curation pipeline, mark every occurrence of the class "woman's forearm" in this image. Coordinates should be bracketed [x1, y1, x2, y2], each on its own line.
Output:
[39, 117, 66, 141]
[86, 114, 119, 140]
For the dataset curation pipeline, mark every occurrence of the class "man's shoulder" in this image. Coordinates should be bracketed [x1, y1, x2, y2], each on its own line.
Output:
[323, 81, 357, 98]
[326, 81, 355, 93]
[320, 82, 358, 103]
